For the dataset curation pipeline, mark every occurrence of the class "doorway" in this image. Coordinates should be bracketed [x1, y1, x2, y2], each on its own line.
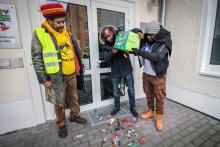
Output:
[64, 0, 133, 110]
[41, 0, 134, 116]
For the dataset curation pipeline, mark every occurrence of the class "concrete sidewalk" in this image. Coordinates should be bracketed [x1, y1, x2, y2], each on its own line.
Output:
[0, 98, 220, 147]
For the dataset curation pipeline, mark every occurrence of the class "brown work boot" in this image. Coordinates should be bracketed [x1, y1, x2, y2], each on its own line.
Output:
[57, 126, 67, 138]
[70, 116, 87, 124]
[140, 109, 154, 120]
[156, 114, 163, 131]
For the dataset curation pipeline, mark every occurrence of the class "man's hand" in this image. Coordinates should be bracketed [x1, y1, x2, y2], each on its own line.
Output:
[43, 81, 52, 88]
[112, 48, 118, 54]
[130, 48, 142, 56]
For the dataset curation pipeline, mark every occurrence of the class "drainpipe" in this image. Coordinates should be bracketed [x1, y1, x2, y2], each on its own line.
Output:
[152, 0, 166, 26]
[160, 0, 166, 27]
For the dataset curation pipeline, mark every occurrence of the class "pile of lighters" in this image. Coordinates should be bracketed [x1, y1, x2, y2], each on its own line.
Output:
[105, 118, 145, 147]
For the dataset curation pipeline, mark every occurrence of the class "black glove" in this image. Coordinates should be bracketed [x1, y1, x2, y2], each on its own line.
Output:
[130, 48, 142, 56]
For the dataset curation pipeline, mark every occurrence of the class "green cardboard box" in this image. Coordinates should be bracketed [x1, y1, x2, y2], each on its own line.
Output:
[114, 31, 140, 52]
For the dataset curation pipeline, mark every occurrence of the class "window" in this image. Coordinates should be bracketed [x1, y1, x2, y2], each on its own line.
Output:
[200, 0, 220, 77]
[210, 1, 220, 65]
[66, 3, 91, 70]
[97, 8, 125, 68]
[65, 3, 92, 105]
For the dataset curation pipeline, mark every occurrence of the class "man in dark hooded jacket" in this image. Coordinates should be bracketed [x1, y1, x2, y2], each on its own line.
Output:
[131, 21, 172, 131]
[99, 25, 138, 118]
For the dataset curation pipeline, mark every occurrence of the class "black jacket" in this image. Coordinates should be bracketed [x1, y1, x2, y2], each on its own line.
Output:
[71, 37, 86, 91]
[139, 26, 172, 77]
[101, 32, 133, 78]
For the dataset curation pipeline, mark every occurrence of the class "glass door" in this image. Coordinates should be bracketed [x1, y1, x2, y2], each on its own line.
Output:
[59, 0, 131, 110]
[63, 0, 97, 111]
[66, 3, 94, 107]
[91, 1, 130, 107]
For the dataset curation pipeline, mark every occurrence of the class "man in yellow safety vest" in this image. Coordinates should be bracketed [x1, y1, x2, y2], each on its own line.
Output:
[31, 3, 87, 138]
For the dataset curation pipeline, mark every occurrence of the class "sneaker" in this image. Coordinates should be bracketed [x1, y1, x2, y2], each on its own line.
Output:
[130, 108, 139, 118]
[58, 126, 67, 138]
[70, 116, 87, 124]
[110, 108, 120, 116]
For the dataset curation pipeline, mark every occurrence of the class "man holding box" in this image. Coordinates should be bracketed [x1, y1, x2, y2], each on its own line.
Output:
[131, 21, 172, 131]
[99, 25, 138, 118]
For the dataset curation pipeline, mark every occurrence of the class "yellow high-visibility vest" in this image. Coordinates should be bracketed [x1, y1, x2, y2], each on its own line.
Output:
[35, 28, 60, 74]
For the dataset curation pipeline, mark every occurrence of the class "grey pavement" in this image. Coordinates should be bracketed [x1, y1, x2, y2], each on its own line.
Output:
[0, 98, 220, 147]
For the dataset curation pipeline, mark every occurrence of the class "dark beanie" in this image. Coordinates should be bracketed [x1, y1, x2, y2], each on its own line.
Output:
[131, 28, 143, 34]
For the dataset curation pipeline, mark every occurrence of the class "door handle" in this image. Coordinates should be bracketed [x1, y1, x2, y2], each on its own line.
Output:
[96, 61, 101, 68]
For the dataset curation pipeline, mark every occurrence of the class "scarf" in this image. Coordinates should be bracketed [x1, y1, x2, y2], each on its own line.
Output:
[42, 20, 80, 75]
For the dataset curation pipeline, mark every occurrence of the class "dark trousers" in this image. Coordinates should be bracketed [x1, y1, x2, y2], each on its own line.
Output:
[142, 72, 166, 114]
[112, 73, 136, 110]
[54, 74, 80, 128]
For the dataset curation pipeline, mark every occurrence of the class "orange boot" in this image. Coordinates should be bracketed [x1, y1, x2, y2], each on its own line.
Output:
[156, 114, 163, 131]
[140, 109, 154, 120]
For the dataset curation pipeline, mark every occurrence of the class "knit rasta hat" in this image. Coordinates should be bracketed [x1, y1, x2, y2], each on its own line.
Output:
[40, 3, 66, 18]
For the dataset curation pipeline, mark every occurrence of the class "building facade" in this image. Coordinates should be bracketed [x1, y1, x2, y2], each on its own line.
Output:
[0, 0, 219, 134]
[165, 0, 220, 120]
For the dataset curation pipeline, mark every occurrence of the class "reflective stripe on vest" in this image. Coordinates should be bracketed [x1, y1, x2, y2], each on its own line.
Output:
[43, 52, 57, 57]
[35, 28, 60, 74]
[45, 61, 59, 68]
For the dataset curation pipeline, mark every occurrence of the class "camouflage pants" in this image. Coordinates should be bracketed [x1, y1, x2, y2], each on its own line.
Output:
[142, 72, 166, 114]
[54, 73, 80, 128]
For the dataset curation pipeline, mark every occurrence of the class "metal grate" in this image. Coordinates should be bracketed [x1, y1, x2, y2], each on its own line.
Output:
[88, 106, 130, 126]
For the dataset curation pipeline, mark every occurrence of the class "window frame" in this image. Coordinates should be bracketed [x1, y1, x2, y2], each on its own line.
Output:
[200, 0, 220, 77]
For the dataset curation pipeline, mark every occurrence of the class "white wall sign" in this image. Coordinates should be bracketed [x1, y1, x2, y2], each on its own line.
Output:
[0, 3, 21, 48]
